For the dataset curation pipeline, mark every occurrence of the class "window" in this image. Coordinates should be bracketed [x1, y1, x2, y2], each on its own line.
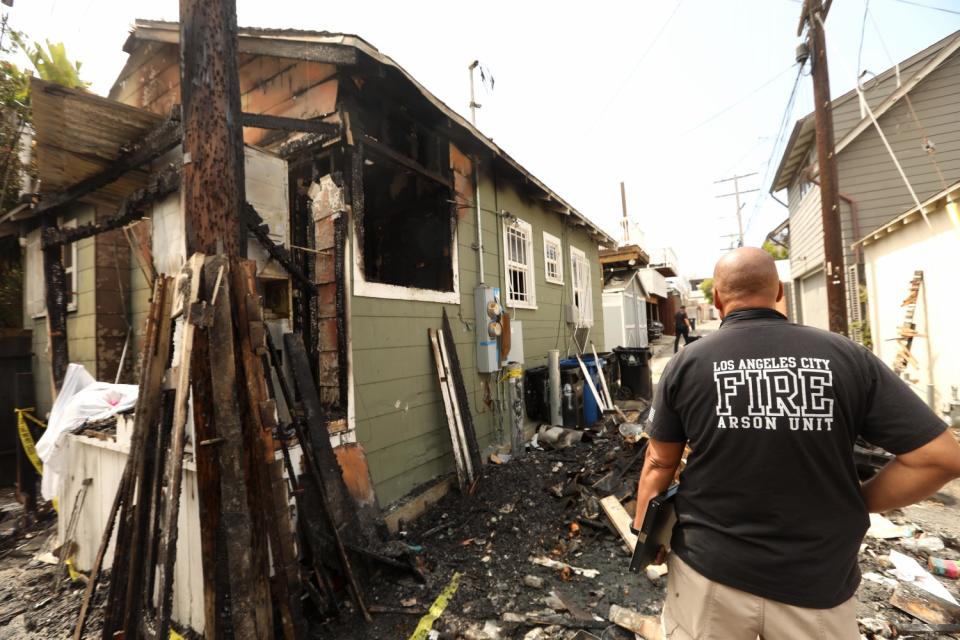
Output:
[23, 222, 78, 317]
[62, 219, 77, 311]
[570, 245, 593, 327]
[503, 218, 536, 308]
[542, 231, 563, 285]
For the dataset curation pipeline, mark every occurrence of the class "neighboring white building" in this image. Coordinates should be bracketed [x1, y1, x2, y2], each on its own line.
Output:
[602, 269, 649, 350]
[856, 180, 960, 423]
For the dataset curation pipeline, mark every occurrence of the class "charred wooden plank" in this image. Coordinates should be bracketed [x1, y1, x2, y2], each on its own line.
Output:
[362, 135, 453, 189]
[43, 165, 181, 249]
[441, 308, 482, 475]
[284, 332, 370, 621]
[89, 276, 173, 640]
[200, 256, 266, 639]
[35, 107, 181, 217]
[41, 218, 69, 393]
[154, 255, 205, 639]
[242, 112, 339, 137]
[234, 260, 302, 639]
[120, 276, 175, 637]
[244, 202, 312, 289]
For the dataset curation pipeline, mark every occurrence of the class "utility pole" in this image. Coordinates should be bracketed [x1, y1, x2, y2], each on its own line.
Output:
[181, 0, 247, 257]
[800, 0, 848, 335]
[468, 60, 481, 125]
[179, 1, 252, 637]
[619, 181, 629, 244]
[715, 172, 758, 248]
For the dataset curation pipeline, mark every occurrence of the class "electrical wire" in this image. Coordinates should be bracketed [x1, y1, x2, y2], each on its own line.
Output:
[597, 0, 684, 117]
[742, 64, 805, 238]
[857, 0, 871, 76]
[889, 0, 960, 16]
[680, 63, 797, 137]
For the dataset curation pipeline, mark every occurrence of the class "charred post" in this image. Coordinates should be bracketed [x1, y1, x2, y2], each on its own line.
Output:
[180, 0, 247, 257]
[41, 217, 69, 394]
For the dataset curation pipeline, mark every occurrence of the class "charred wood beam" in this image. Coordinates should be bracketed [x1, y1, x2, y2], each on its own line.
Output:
[241, 112, 340, 137]
[42, 165, 181, 249]
[244, 202, 313, 290]
[238, 38, 357, 65]
[41, 217, 69, 393]
[34, 107, 182, 217]
[362, 134, 453, 189]
[277, 131, 341, 159]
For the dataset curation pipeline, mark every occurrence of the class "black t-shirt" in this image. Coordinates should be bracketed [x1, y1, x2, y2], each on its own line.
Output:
[647, 307, 946, 609]
[674, 310, 688, 332]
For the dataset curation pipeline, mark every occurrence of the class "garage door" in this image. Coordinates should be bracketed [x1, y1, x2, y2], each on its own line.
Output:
[800, 269, 828, 330]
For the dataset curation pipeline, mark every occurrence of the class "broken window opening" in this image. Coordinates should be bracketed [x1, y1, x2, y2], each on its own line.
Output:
[360, 159, 455, 293]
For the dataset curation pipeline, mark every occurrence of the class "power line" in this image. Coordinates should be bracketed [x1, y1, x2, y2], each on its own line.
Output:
[857, 0, 871, 75]
[680, 63, 797, 137]
[597, 0, 684, 116]
[889, 0, 960, 16]
[743, 65, 805, 237]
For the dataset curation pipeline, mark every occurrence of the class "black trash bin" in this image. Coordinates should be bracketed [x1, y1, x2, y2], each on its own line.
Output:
[523, 366, 550, 422]
[613, 346, 653, 401]
[596, 351, 618, 396]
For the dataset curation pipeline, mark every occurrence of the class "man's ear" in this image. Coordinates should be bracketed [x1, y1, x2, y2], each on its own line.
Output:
[714, 287, 724, 317]
[776, 281, 784, 303]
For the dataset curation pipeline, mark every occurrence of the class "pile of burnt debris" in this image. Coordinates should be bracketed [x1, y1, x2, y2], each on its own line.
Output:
[320, 407, 672, 640]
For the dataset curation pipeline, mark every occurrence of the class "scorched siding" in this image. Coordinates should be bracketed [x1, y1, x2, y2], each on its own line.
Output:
[351, 171, 604, 506]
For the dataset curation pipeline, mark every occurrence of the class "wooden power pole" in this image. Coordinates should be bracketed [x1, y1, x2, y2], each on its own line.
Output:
[715, 172, 758, 249]
[180, 0, 247, 257]
[179, 1, 252, 637]
[801, 0, 848, 335]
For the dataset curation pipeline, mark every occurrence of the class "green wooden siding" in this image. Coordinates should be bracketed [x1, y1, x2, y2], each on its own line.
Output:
[351, 170, 605, 506]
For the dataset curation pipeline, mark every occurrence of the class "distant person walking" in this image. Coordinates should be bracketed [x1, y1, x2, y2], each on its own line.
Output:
[674, 308, 692, 353]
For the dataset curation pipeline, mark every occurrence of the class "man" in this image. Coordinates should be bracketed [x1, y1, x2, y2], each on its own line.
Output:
[673, 308, 692, 353]
[634, 247, 960, 639]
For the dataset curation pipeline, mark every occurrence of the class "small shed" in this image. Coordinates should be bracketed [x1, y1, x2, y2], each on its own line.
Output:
[602, 269, 649, 350]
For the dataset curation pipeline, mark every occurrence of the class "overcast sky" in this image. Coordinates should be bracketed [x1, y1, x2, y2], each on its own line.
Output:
[5, 0, 959, 277]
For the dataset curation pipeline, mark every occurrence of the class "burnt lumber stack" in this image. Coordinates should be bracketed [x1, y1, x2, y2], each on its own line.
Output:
[72, 254, 374, 639]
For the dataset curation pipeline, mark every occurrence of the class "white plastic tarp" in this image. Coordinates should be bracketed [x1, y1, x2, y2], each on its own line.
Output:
[36, 363, 139, 500]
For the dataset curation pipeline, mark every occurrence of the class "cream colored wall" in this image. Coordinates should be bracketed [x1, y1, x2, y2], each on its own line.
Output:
[864, 205, 959, 415]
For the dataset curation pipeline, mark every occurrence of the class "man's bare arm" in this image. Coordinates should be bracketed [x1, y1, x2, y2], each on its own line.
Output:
[633, 438, 685, 532]
[862, 431, 960, 513]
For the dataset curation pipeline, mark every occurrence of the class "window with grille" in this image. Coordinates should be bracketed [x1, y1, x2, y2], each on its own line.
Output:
[570, 245, 593, 326]
[503, 218, 536, 308]
[543, 231, 563, 285]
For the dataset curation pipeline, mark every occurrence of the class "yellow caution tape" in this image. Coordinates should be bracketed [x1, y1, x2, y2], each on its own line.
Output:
[14, 407, 45, 475]
[65, 557, 81, 582]
[170, 629, 185, 640]
[407, 571, 462, 640]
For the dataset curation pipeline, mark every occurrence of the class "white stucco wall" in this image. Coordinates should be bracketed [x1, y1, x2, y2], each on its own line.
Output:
[863, 204, 959, 414]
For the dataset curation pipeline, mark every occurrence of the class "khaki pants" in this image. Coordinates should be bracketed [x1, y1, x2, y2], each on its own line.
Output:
[660, 554, 859, 640]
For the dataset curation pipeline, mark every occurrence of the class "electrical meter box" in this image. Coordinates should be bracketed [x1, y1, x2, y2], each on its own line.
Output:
[475, 285, 502, 373]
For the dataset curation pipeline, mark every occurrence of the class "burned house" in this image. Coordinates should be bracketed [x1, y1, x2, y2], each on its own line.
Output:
[11, 20, 613, 533]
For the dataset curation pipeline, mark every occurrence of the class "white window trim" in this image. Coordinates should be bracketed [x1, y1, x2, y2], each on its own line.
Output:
[542, 231, 563, 285]
[26, 221, 79, 317]
[570, 245, 594, 327]
[62, 219, 78, 313]
[351, 216, 461, 304]
[502, 217, 537, 309]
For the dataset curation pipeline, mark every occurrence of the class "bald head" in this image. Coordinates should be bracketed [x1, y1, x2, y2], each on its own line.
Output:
[713, 247, 782, 316]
